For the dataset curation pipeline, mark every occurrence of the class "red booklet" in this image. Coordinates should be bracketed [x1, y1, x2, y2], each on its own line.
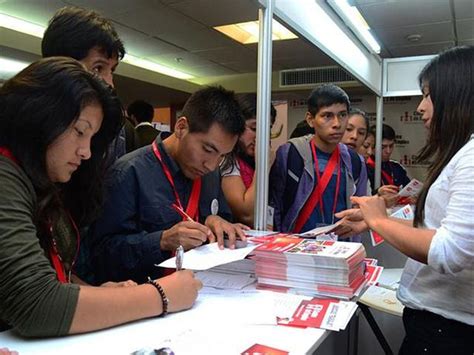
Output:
[277, 298, 358, 331]
[241, 343, 289, 355]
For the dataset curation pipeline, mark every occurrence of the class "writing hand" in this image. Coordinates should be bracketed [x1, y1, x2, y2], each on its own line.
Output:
[161, 221, 211, 251]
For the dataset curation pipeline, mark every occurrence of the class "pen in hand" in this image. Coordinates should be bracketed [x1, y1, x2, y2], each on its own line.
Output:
[176, 245, 184, 271]
[171, 203, 194, 222]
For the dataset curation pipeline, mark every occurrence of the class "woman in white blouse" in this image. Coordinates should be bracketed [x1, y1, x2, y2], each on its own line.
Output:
[336, 46, 474, 354]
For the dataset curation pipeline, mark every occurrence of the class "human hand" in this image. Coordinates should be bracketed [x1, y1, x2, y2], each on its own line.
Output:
[161, 221, 212, 251]
[377, 185, 399, 207]
[101, 280, 138, 288]
[333, 209, 369, 238]
[0, 348, 18, 355]
[351, 195, 388, 229]
[205, 215, 249, 249]
[157, 270, 202, 313]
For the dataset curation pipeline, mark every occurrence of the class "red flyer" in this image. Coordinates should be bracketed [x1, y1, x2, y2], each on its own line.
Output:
[241, 343, 289, 355]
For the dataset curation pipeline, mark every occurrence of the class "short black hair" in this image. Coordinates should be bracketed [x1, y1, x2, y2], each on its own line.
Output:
[181, 86, 245, 136]
[42, 6, 125, 61]
[381, 124, 396, 141]
[307, 84, 350, 116]
[127, 100, 154, 123]
[236, 93, 277, 125]
[349, 108, 370, 137]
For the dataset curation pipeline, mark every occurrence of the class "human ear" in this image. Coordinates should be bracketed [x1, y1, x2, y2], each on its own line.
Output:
[174, 117, 189, 139]
[305, 112, 314, 128]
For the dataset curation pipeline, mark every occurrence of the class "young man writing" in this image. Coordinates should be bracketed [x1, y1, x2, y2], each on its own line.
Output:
[89, 86, 247, 284]
[269, 84, 367, 236]
[367, 124, 411, 205]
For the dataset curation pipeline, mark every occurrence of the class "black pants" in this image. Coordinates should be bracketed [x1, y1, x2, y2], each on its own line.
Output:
[399, 307, 474, 355]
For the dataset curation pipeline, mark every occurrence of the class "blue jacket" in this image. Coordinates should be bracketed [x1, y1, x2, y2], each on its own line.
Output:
[269, 135, 367, 235]
[88, 142, 232, 284]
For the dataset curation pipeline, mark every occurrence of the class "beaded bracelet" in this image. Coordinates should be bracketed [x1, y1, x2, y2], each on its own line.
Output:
[147, 277, 169, 317]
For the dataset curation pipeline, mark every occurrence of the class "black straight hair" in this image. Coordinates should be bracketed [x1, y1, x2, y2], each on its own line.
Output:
[181, 86, 245, 136]
[349, 108, 370, 138]
[42, 6, 125, 61]
[0, 57, 123, 233]
[127, 100, 155, 123]
[307, 84, 351, 116]
[414, 46, 474, 226]
[221, 93, 276, 172]
[381, 124, 396, 141]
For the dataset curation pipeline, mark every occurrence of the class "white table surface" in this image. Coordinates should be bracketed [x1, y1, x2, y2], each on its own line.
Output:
[0, 287, 330, 355]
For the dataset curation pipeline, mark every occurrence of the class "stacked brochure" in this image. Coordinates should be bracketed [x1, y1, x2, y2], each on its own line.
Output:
[254, 235, 367, 299]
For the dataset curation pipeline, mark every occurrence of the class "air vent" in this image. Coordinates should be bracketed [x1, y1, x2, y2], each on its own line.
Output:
[280, 66, 357, 87]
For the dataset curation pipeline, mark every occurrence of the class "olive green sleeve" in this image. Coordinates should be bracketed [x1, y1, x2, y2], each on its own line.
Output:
[0, 160, 80, 337]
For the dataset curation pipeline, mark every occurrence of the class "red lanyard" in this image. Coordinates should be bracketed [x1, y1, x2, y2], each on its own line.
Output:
[367, 157, 394, 185]
[293, 141, 341, 233]
[48, 213, 80, 284]
[0, 147, 78, 283]
[152, 141, 201, 221]
[0, 147, 18, 165]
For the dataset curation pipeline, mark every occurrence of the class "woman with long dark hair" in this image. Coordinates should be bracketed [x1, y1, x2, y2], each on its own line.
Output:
[337, 46, 474, 354]
[0, 57, 201, 337]
[221, 93, 276, 226]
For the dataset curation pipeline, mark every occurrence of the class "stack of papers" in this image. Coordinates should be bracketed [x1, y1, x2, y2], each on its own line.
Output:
[254, 235, 367, 299]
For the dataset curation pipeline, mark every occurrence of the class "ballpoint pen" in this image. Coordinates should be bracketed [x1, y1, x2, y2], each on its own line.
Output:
[175, 245, 184, 271]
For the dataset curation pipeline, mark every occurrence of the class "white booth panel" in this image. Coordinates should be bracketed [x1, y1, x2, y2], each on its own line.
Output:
[383, 55, 436, 97]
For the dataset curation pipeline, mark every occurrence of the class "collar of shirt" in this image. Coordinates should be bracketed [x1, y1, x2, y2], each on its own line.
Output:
[136, 122, 154, 128]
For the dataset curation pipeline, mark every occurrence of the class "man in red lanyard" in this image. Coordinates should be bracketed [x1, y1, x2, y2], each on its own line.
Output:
[269, 84, 368, 237]
[88, 86, 248, 284]
[366, 124, 411, 205]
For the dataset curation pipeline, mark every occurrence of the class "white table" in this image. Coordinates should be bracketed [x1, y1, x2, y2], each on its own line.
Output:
[0, 287, 330, 355]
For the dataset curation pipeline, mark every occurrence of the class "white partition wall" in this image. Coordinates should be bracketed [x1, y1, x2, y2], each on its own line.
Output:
[383, 55, 436, 97]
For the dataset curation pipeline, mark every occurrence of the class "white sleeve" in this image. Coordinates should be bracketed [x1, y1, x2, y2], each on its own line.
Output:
[220, 159, 241, 178]
[427, 144, 474, 274]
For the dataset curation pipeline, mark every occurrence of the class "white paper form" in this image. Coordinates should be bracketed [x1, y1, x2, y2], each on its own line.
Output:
[195, 270, 256, 290]
[156, 242, 258, 270]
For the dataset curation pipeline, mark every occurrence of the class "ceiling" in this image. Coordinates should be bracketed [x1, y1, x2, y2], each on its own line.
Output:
[0, 0, 473, 106]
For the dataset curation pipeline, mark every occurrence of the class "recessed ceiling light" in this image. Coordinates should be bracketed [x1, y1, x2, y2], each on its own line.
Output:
[214, 19, 298, 44]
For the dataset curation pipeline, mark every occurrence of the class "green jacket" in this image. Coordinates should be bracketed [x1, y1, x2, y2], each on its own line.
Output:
[0, 156, 79, 337]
